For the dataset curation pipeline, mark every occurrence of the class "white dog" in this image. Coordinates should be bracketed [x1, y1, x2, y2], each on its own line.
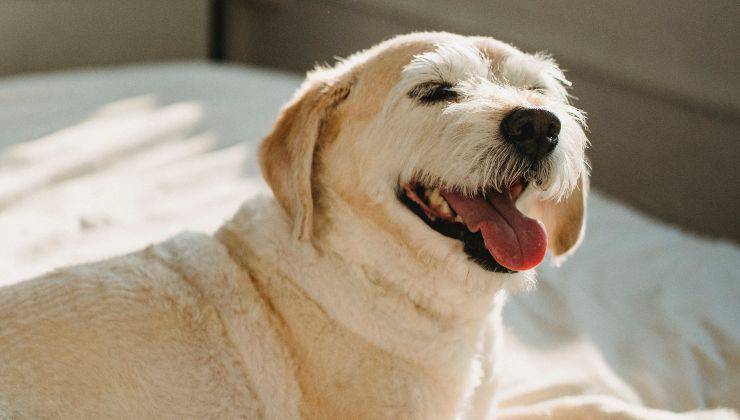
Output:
[0, 32, 595, 418]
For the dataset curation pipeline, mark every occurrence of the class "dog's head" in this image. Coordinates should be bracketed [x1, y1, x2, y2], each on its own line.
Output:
[259, 32, 588, 289]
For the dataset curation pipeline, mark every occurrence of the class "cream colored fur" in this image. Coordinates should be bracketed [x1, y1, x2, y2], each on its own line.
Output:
[0, 32, 664, 419]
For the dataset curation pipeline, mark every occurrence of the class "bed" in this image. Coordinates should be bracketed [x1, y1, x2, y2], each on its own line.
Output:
[1, 62, 737, 417]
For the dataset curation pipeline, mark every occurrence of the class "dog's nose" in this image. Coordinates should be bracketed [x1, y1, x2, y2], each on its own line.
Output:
[500, 108, 561, 161]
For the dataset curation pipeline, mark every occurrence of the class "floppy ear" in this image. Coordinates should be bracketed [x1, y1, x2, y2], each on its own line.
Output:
[258, 77, 351, 240]
[534, 173, 589, 260]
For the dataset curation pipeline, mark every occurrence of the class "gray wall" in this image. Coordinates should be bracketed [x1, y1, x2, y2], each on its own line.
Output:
[225, 0, 740, 242]
[0, 0, 210, 76]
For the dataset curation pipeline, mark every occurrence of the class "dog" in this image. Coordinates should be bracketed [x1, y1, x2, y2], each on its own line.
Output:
[1, 32, 590, 418]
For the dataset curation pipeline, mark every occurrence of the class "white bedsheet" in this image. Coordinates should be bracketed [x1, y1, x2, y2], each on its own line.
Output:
[1, 62, 737, 417]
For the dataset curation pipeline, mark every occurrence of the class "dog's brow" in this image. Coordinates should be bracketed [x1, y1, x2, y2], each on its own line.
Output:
[403, 43, 492, 85]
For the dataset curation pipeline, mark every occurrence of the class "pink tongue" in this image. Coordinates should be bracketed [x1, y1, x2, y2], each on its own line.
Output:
[441, 189, 547, 271]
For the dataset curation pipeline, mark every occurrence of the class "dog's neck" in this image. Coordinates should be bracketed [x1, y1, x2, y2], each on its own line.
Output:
[217, 196, 507, 417]
[322, 187, 510, 315]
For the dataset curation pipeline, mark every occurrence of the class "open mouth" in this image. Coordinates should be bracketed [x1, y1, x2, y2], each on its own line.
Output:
[398, 180, 547, 273]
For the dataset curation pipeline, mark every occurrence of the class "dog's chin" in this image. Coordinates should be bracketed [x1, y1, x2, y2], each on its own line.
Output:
[397, 178, 545, 274]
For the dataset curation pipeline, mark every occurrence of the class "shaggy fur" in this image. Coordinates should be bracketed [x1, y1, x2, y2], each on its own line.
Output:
[0, 32, 604, 418]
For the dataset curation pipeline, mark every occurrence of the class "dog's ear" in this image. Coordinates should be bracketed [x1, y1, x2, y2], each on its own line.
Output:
[258, 76, 351, 240]
[533, 173, 589, 260]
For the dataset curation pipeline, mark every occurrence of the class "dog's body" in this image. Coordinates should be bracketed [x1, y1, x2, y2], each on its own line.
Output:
[0, 199, 503, 418]
[1, 32, 595, 418]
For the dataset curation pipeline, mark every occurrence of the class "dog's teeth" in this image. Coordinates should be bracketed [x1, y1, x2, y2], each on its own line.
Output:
[439, 202, 453, 218]
[427, 188, 442, 206]
[426, 188, 454, 218]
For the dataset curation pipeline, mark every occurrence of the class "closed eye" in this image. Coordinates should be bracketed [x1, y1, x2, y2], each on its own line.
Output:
[408, 81, 458, 103]
[525, 85, 546, 93]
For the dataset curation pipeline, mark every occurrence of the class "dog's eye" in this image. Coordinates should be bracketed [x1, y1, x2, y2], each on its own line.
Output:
[408, 82, 458, 103]
[525, 85, 546, 93]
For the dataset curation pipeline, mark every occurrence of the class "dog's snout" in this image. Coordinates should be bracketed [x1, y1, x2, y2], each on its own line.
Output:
[501, 108, 560, 161]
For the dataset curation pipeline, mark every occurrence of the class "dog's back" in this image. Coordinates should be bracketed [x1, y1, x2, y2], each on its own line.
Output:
[0, 231, 299, 418]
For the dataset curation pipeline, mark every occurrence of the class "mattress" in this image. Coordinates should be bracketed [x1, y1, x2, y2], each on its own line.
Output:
[1, 62, 737, 417]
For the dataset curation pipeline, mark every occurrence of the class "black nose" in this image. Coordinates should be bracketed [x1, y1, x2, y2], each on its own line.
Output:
[500, 108, 561, 161]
